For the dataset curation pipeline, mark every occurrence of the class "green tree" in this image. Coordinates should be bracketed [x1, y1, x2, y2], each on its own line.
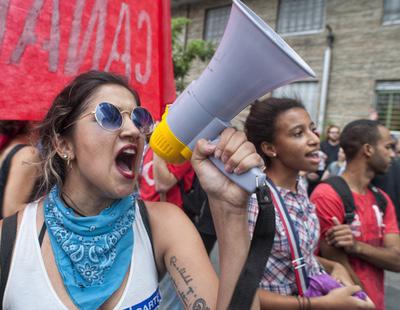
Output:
[172, 17, 215, 92]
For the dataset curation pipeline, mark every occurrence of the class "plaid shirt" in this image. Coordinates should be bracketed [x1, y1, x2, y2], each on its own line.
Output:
[248, 179, 322, 295]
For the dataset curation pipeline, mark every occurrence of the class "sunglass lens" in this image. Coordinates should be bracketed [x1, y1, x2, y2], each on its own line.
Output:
[131, 107, 154, 135]
[96, 102, 122, 131]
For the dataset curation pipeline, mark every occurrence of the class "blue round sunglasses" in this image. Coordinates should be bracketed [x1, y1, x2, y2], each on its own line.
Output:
[66, 102, 154, 135]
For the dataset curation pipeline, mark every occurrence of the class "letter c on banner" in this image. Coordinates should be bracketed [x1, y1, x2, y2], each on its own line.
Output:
[135, 10, 151, 84]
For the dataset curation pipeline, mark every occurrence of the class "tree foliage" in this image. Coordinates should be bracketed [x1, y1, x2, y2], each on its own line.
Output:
[172, 17, 215, 92]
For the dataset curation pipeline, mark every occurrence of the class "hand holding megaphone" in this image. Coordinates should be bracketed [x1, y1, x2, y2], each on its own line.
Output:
[192, 128, 265, 204]
[150, 0, 315, 192]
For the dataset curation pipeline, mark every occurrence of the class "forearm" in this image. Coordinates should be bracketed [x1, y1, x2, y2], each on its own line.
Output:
[259, 289, 333, 310]
[259, 289, 298, 310]
[317, 256, 336, 273]
[351, 241, 400, 272]
[208, 197, 256, 309]
[320, 242, 362, 287]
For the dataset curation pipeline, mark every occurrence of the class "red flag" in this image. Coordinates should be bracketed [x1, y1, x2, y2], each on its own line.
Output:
[160, 0, 176, 110]
[0, 0, 175, 121]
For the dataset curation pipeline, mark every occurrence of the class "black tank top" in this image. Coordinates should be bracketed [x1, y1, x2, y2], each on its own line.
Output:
[0, 144, 27, 219]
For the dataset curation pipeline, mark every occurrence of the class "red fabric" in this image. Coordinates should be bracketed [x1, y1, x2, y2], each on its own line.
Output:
[160, 0, 176, 110]
[0, 0, 175, 121]
[0, 135, 11, 152]
[139, 147, 194, 208]
[311, 183, 399, 310]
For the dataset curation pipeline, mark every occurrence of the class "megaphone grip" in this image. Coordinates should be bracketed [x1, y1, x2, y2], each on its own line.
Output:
[209, 156, 266, 193]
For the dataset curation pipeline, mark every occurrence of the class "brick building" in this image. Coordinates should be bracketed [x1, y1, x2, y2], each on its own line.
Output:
[171, 0, 400, 133]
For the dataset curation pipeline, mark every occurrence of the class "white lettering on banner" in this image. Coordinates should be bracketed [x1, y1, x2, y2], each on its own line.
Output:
[0, 1, 154, 84]
[65, 0, 107, 75]
[0, 0, 11, 54]
[10, 0, 45, 64]
[135, 10, 151, 84]
[104, 2, 131, 81]
[44, 0, 61, 72]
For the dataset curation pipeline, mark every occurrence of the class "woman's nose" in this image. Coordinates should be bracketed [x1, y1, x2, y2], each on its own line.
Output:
[119, 113, 140, 140]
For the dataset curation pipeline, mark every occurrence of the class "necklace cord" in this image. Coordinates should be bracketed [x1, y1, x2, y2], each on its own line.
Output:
[61, 192, 87, 217]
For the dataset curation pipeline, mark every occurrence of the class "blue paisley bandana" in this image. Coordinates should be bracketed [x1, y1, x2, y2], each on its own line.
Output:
[44, 186, 135, 310]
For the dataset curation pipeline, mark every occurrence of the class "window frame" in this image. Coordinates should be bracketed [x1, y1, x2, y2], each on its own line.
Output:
[272, 80, 320, 122]
[382, 0, 400, 26]
[202, 4, 231, 43]
[276, 0, 326, 36]
[375, 81, 400, 133]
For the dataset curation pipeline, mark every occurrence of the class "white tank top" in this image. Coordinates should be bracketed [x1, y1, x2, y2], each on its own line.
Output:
[3, 201, 161, 310]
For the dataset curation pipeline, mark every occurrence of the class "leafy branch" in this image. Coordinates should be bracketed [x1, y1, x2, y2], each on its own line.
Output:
[172, 17, 215, 92]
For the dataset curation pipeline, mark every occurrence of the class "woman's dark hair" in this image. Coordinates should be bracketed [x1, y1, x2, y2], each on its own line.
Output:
[244, 97, 305, 166]
[340, 119, 382, 162]
[0, 120, 29, 136]
[38, 70, 140, 194]
[0, 120, 30, 152]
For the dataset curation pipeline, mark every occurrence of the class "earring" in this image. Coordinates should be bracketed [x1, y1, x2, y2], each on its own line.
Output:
[271, 153, 277, 158]
[62, 154, 71, 167]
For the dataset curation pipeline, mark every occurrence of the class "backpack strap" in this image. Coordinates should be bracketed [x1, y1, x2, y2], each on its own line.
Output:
[0, 212, 18, 306]
[368, 184, 387, 215]
[323, 176, 356, 224]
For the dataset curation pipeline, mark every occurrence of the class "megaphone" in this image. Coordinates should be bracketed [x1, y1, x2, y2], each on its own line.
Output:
[150, 0, 315, 192]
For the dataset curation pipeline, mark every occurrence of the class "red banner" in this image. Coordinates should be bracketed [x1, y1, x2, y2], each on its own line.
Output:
[0, 0, 175, 121]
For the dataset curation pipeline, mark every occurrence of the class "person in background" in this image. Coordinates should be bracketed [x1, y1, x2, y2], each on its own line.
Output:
[311, 119, 400, 310]
[393, 136, 400, 156]
[371, 134, 400, 228]
[321, 125, 341, 167]
[139, 146, 194, 208]
[245, 97, 374, 310]
[1, 71, 262, 309]
[322, 147, 347, 180]
[305, 150, 327, 196]
[0, 120, 40, 218]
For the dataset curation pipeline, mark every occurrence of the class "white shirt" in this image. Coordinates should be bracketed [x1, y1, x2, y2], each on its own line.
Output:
[3, 201, 160, 310]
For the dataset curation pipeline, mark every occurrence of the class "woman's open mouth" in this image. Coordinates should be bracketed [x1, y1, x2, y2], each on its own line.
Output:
[115, 145, 137, 179]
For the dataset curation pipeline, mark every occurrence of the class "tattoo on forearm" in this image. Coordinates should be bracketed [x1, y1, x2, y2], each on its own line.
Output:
[169, 256, 211, 310]
[192, 298, 209, 310]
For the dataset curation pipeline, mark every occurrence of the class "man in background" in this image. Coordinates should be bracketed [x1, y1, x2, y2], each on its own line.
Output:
[312, 120, 400, 310]
[321, 125, 341, 167]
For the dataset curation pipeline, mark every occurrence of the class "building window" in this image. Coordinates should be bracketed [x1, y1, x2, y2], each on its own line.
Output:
[204, 6, 231, 43]
[383, 0, 400, 25]
[376, 82, 400, 131]
[277, 0, 325, 35]
[272, 81, 319, 121]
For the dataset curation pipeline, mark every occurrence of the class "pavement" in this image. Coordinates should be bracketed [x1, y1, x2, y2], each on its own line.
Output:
[385, 271, 400, 310]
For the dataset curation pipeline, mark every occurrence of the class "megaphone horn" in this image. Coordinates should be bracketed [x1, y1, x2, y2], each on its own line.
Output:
[150, 0, 315, 192]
